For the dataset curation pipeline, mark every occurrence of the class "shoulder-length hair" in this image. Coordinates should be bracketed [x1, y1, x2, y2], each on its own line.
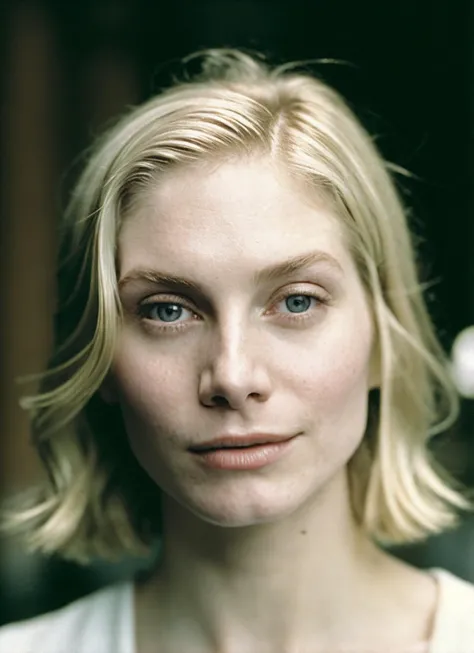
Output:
[4, 49, 468, 562]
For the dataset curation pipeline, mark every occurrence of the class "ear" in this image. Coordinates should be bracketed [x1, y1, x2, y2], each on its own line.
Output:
[99, 373, 119, 405]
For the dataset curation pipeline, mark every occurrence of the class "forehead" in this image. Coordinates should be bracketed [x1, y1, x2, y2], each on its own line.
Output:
[118, 157, 353, 277]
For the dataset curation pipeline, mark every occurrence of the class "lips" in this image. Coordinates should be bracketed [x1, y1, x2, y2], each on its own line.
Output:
[189, 434, 294, 453]
[192, 442, 265, 452]
[189, 436, 297, 470]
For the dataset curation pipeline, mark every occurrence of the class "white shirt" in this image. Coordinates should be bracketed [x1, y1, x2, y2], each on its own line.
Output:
[1, 569, 473, 652]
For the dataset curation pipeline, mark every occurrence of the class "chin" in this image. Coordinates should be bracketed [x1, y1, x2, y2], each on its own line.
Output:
[190, 506, 283, 529]
[171, 481, 311, 529]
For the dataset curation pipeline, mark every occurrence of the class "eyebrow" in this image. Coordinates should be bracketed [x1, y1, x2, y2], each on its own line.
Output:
[118, 250, 343, 292]
[253, 250, 343, 285]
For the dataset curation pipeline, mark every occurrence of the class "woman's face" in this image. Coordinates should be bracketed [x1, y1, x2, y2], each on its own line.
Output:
[112, 157, 376, 527]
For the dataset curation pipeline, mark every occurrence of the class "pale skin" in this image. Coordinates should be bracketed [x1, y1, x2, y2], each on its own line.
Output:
[109, 157, 437, 652]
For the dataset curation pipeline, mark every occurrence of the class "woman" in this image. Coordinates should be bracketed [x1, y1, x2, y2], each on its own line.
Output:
[1, 49, 474, 652]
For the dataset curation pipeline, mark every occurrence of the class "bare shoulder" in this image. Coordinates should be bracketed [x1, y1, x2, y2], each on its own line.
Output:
[377, 557, 439, 643]
[0, 582, 133, 653]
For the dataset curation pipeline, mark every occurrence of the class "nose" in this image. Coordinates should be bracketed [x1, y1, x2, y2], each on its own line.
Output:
[198, 323, 273, 410]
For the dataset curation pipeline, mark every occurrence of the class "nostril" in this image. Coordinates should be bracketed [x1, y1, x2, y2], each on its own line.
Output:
[211, 395, 230, 407]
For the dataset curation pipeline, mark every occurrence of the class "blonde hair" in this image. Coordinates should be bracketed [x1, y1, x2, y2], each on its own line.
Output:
[4, 49, 468, 562]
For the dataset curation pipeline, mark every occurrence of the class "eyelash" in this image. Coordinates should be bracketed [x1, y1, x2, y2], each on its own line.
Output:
[136, 288, 330, 333]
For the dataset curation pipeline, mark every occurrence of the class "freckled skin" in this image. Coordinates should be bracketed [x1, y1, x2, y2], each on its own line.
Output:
[112, 157, 375, 528]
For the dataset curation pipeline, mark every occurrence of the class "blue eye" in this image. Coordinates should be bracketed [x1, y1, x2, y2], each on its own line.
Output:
[145, 302, 187, 323]
[283, 295, 314, 313]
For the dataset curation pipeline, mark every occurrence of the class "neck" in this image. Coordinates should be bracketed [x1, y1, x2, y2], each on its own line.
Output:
[136, 472, 434, 653]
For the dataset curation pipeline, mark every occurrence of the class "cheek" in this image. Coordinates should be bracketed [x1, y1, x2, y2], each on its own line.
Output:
[111, 340, 195, 435]
[313, 342, 371, 402]
[288, 323, 374, 438]
[110, 345, 196, 488]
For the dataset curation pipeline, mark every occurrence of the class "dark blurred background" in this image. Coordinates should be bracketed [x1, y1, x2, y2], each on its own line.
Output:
[1, 0, 474, 627]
